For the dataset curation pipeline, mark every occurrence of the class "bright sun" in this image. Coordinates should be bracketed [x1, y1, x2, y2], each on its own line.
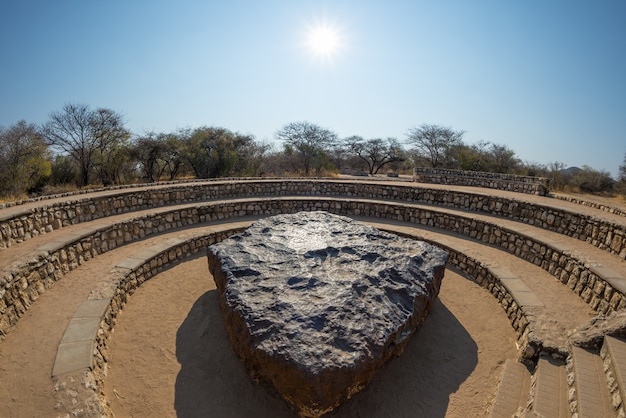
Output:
[306, 23, 342, 60]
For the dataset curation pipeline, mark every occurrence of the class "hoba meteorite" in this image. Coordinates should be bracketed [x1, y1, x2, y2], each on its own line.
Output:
[208, 211, 447, 417]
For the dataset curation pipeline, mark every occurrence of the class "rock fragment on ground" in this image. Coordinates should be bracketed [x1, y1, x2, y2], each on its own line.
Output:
[208, 211, 447, 417]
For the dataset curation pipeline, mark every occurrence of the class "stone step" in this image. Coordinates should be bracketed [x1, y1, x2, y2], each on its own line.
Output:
[489, 360, 531, 418]
[570, 346, 613, 417]
[532, 356, 569, 417]
[602, 335, 626, 415]
[2, 194, 623, 342]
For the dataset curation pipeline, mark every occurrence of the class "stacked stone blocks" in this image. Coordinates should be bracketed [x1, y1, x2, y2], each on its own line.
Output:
[3, 192, 623, 343]
[412, 167, 550, 196]
[1, 181, 624, 257]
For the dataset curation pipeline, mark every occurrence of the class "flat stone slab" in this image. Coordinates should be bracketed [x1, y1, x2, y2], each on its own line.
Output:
[208, 211, 447, 416]
[52, 299, 109, 377]
[52, 340, 94, 376]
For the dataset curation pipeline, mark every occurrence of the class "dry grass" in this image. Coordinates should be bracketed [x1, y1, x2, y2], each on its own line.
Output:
[0, 193, 29, 204]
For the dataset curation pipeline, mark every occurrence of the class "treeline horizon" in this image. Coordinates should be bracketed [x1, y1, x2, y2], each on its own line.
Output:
[1, 103, 625, 201]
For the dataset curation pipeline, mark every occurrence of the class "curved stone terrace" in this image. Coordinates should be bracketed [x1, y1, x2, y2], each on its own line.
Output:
[0, 176, 625, 417]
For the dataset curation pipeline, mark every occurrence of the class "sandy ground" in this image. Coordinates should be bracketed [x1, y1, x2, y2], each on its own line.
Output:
[103, 254, 519, 418]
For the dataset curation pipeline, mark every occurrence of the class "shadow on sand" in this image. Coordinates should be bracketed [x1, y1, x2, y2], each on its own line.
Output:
[175, 291, 477, 418]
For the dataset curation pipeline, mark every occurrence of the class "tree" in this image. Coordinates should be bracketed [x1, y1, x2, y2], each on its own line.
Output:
[0, 120, 51, 196]
[181, 127, 257, 178]
[49, 154, 79, 186]
[485, 143, 520, 173]
[572, 166, 615, 193]
[42, 103, 129, 186]
[131, 132, 185, 182]
[275, 121, 337, 176]
[90, 108, 131, 185]
[131, 134, 162, 183]
[343, 136, 405, 175]
[546, 161, 567, 190]
[231, 138, 270, 177]
[406, 124, 464, 168]
[161, 133, 187, 179]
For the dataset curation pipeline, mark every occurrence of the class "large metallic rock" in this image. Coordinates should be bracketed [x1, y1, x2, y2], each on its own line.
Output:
[207, 211, 447, 417]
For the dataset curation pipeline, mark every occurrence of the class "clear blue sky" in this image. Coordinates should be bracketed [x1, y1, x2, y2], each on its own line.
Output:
[1, 1, 624, 176]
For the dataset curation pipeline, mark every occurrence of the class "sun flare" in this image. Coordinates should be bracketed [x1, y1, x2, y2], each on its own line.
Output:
[305, 23, 343, 61]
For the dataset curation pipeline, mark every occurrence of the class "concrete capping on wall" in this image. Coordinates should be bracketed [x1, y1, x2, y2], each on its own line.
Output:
[0, 180, 624, 259]
[413, 167, 550, 196]
[3, 196, 625, 343]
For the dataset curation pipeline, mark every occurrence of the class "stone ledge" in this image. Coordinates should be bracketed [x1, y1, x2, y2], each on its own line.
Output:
[1, 179, 623, 259]
[49, 217, 581, 416]
[3, 196, 624, 343]
[51, 226, 246, 417]
[412, 167, 550, 195]
[58, 225, 535, 415]
[589, 265, 626, 294]
[52, 300, 110, 377]
[552, 193, 626, 218]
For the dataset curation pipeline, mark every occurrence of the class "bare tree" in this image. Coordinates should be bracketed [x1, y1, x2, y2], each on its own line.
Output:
[275, 121, 337, 175]
[406, 124, 464, 168]
[131, 133, 164, 183]
[42, 103, 128, 186]
[42, 104, 93, 186]
[91, 108, 131, 185]
[131, 132, 184, 182]
[344, 136, 404, 175]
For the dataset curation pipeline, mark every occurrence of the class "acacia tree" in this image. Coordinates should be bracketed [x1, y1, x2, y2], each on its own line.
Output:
[131, 134, 161, 183]
[42, 104, 92, 186]
[181, 126, 257, 178]
[275, 121, 337, 176]
[0, 120, 51, 196]
[406, 124, 464, 168]
[231, 138, 270, 177]
[343, 136, 404, 175]
[42, 103, 129, 186]
[132, 131, 186, 182]
[572, 166, 615, 193]
[91, 108, 131, 185]
[488, 143, 520, 173]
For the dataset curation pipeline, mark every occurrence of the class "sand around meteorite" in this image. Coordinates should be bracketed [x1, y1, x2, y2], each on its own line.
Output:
[207, 211, 448, 417]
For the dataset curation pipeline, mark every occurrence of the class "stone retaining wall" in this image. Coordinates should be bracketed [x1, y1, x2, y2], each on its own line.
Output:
[52, 228, 244, 417]
[1, 180, 624, 258]
[445, 250, 542, 360]
[413, 167, 550, 196]
[3, 197, 624, 341]
[552, 193, 626, 218]
[81, 226, 538, 416]
[91, 229, 242, 382]
[391, 232, 536, 356]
